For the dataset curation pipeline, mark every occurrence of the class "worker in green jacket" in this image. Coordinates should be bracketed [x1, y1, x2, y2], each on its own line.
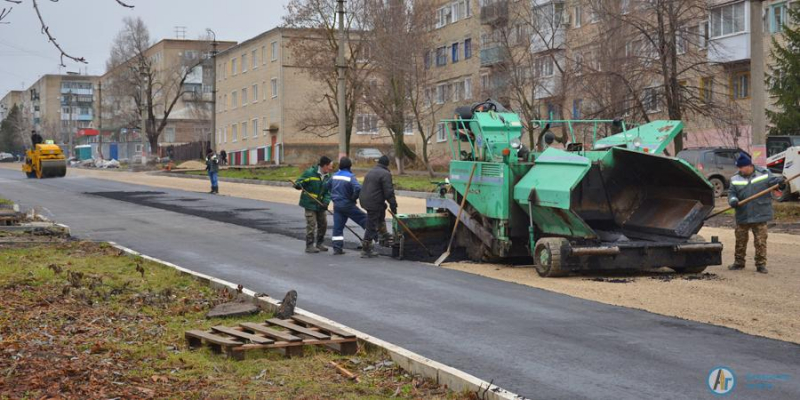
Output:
[294, 156, 334, 253]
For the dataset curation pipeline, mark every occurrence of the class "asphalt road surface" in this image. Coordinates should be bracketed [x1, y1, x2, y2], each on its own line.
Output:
[2, 168, 798, 399]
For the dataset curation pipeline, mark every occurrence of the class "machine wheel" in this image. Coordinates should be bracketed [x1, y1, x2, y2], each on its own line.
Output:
[771, 187, 796, 202]
[534, 238, 569, 278]
[709, 177, 725, 198]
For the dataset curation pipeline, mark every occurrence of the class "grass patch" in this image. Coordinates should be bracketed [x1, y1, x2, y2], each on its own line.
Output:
[774, 202, 800, 222]
[0, 241, 464, 399]
[0, 197, 13, 206]
[187, 166, 442, 192]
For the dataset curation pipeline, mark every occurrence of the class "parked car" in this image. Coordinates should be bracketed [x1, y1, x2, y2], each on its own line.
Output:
[677, 147, 749, 197]
[0, 152, 15, 162]
[355, 148, 384, 162]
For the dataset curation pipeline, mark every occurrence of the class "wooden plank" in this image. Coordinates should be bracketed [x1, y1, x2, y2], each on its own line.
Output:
[240, 322, 302, 342]
[185, 330, 241, 347]
[233, 336, 355, 351]
[211, 326, 274, 345]
[266, 318, 330, 340]
[291, 315, 356, 339]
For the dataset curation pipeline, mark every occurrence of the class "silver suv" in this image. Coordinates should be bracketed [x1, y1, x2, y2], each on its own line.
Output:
[677, 147, 749, 197]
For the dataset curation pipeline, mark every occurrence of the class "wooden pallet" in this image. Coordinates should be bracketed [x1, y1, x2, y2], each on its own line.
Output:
[185, 315, 358, 360]
[0, 210, 22, 227]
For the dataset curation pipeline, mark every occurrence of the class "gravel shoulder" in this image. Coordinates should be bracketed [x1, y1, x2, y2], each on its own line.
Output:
[9, 165, 797, 344]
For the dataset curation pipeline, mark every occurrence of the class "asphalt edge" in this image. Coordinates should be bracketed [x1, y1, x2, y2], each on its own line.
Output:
[108, 242, 524, 400]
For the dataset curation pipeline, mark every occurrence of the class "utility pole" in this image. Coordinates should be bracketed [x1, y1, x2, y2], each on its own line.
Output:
[68, 90, 74, 160]
[750, 0, 767, 164]
[336, 0, 348, 159]
[97, 82, 104, 160]
[207, 29, 218, 154]
[140, 69, 148, 166]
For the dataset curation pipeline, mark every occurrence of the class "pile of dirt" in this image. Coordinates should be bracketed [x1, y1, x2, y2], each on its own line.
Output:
[175, 160, 206, 170]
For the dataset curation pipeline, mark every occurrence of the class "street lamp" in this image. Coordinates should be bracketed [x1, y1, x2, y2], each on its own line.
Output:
[206, 28, 218, 154]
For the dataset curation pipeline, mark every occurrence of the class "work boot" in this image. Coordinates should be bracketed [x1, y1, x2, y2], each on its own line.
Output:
[305, 244, 319, 254]
[756, 265, 768, 274]
[333, 248, 345, 256]
[378, 233, 394, 247]
[209, 187, 215, 194]
[316, 242, 329, 252]
[360, 241, 378, 258]
[727, 263, 745, 271]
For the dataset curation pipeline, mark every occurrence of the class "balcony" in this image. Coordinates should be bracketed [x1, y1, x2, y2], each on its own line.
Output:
[182, 91, 213, 102]
[531, 26, 566, 54]
[480, 45, 509, 67]
[708, 32, 751, 63]
[481, 1, 508, 26]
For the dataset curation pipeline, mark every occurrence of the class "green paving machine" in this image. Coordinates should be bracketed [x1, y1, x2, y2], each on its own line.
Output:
[393, 100, 723, 276]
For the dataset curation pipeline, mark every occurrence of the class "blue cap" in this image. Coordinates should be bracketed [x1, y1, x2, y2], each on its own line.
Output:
[735, 153, 752, 168]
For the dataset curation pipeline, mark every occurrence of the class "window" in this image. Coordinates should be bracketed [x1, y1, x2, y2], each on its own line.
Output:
[731, 71, 750, 99]
[404, 117, 414, 135]
[217, 128, 222, 144]
[574, 5, 582, 27]
[534, 57, 555, 77]
[436, 123, 447, 142]
[252, 118, 259, 138]
[436, 46, 447, 66]
[435, 7, 451, 28]
[262, 46, 266, 65]
[770, 3, 788, 34]
[242, 88, 248, 106]
[453, 80, 464, 102]
[356, 114, 379, 134]
[710, 2, 745, 38]
[464, 38, 472, 59]
[252, 84, 259, 103]
[436, 83, 448, 104]
[223, 94, 227, 111]
[232, 123, 239, 142]
[676, 28, 688, 55]
[241, 121, 248, 140]
[480, 73, 490, 92]
[263, 81, 267, 100]
[271, 78, 278, 98]
[242, 54, 248, 73]
[452, 43, 460, 63]
[464, 77, 473, 100]
[572, 99, 583, 119]
[424, 50, 432, 69]
[589, 4, 599, 23]
[231, 58, 238, 75]
[271, 41, 278, 61]
[642, 87, 661, 113]
[231, 91, 238, 108]
[164, 127, 176, 143]
[621, 0, 631, 15]
[252, 49, 258, 68]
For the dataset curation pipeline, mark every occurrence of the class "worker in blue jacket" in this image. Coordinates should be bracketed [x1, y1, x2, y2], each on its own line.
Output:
[325, 157, 367, 255]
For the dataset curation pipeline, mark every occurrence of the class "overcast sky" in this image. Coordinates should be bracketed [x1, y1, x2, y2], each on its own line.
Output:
[0, 0, 291, 96]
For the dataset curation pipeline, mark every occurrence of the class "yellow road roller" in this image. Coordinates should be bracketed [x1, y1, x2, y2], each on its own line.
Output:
[22, 142, 67, 179]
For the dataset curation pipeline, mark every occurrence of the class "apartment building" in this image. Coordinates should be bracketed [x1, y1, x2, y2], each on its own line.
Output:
[0, 90, 23, 121]
[100, 39, 236, 154]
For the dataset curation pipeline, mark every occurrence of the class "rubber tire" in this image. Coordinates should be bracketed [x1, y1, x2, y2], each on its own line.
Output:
[709, 177, 725, 198]
[534, 238, 569, 278]
[671, 266, 707, 274]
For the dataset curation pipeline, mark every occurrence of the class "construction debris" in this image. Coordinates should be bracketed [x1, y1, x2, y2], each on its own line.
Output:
[275, 289, 297, 319]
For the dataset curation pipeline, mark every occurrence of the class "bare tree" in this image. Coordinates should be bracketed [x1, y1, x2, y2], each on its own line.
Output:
[283, 0, 373, 155]
[104, 17, 208, 156]
[0, 0, 134, 65]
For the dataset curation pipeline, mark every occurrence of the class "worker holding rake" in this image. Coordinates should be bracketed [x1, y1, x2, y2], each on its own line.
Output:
[294, 156, 334, 253]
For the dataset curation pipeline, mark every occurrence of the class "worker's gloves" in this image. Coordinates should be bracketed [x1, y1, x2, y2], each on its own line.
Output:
[390, 205, 398, 215]
[293, 184, 302, 190]
[729, 198, 739, 208]
[779, 178, 788, 191]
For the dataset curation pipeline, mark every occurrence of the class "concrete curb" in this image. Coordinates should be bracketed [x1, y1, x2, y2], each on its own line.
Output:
[152, 171, 434, 200]
[108, 242, 523, 400]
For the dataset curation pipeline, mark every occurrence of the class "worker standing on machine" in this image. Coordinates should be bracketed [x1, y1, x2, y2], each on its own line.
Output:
[205, 149, 220, 194]
[325, 157, 366, 255]
[295, 156, 333, 253]
[728, 153, 786, 274]
[359, 155, 397, 258]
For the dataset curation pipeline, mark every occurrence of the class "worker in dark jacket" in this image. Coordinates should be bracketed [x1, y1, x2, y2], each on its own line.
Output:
[728, 153, 785, 274]
[325, 157, 366, 255]
[295, 156, 334, 253]
[205, 149, 220, 194]
[359, 155, 397, 258]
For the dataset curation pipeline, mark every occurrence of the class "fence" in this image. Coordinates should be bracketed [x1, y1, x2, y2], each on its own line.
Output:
[163, 141, 210, 161]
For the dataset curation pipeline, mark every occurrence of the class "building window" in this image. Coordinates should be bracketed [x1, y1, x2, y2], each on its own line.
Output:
[676, 28, 688, 55]
[436, 46, 447, 66]
[242, 54, 248, 73]
[271, 41, 278, 61]
[435, 6, 451, 29]
[436, 83, 448, 104]
[231, 91, 238, 108]
[223, 94, 227, 111]
[404, 117, 414, 135]
[252, 49, 258, 69]
[271, 78, 278, 98]
[241, 121, 248, 141]
[700, 77, 714, 105]
[252, 84, 259, 103]
[464, 77, 473, 100]
[464, 38, 472, 59]
[770, 3, 788, 34]
[356, 114, 379, 134]
[436, 123, 447, 142]
[263, 81, 267, 101]
[452, 43, 460, 63]
[262, 46, 267, 65]
[642, 87, 661, 113]
[710, 1, 746, 38]
[232, 123, 238, 142]
[731, 71, 750, 99]
[480, 73, 490, 92]
[574, 5, 582, 27]
[572, 99, 583, 119]
[453, 80, 463, 102]
[534, 57, 555, 77]
[231, 58, 237, 75]
[164, 127, 176, 143]
[424, 50, 432, 69]
[252, 118, 259, 138]
[242, 87, 248, 106]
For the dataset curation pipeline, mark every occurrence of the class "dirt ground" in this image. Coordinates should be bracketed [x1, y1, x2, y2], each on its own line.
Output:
[443, 225, 800, 344]
[6, 164, 799, 344]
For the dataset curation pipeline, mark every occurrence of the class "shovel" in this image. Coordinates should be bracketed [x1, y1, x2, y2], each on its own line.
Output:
[705, 172, 800, 220]
[434, 163, 478, 266]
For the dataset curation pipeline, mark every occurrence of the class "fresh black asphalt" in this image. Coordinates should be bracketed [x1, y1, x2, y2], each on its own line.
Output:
[1, 168, 798, 399]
